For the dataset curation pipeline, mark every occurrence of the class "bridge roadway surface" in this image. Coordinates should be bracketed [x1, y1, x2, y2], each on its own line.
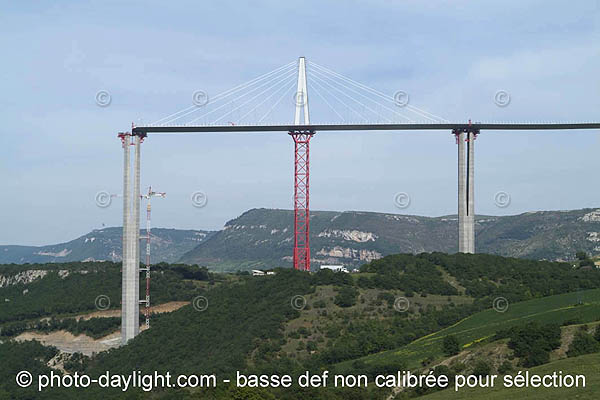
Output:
[132, 123, 600, 134]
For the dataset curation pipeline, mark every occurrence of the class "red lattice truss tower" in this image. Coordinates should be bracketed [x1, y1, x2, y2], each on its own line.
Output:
[289, 130, 314, 271]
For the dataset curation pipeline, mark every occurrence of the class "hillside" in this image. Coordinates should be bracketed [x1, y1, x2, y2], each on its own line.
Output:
[179, 207, 600, 270]
[2, 253, 600, 399]
[418, 352, 600, 399]
[5, 207, 600, 270]
[337, 287, 600, 373]
[0, 262, 209, 328]
[0, 227, 213, 264]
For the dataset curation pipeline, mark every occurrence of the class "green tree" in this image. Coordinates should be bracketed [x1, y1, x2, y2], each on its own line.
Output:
[567, 330, 600, 357]
[507, 322, 561, 367]
[442, 335, 460, 356]
[472, 359, 492, 376]
[334, 286, 359, 308]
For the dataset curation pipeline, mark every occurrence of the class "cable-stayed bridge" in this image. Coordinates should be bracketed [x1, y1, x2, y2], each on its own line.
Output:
[118, 57, 600, 344]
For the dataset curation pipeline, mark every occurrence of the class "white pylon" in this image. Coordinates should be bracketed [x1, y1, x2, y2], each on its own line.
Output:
[294, 57, 310, 125]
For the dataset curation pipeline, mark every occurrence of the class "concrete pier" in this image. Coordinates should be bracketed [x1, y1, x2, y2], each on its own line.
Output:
[456, 129, 476, 253]
[131, 134, 141, 337]
[121, 134, 141, 344]
[466, 131, 475, 253]
[457, 131, 467, 252]
[121, 134, 132, 344]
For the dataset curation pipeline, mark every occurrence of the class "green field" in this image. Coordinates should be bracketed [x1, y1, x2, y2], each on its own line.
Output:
[337, 288, 600, 371]
[419, 352, 600, 399]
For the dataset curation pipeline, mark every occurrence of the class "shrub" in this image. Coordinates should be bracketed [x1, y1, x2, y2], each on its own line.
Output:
[498, 360, 513, 375]
[442, 335, 460, 356]
[334, 286, 359, 308]
[567, 331, 600, 357]
[472, 359, 492, 376]
[507, 322, 561, 367]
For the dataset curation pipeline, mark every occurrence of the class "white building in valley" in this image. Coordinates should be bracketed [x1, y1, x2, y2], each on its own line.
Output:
[320, 265, 349, 273]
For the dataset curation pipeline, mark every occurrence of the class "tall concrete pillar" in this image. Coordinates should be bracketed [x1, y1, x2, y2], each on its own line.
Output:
[121, 134, 131, 344]
[132, 134, 141, 336]
[466, 131, 475, 253]
[121, 134, 142, 344]
[457, 131, 467, 253]
[456, 128, 476, 254]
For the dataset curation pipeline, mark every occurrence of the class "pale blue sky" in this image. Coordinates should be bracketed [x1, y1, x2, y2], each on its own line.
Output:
[1, 0, 599, 245]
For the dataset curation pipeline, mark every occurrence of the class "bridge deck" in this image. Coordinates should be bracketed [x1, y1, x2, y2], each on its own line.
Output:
[133, 123, 600, 134]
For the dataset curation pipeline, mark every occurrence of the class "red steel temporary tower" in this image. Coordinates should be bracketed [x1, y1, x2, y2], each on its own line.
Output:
[290, 57, 313, 271]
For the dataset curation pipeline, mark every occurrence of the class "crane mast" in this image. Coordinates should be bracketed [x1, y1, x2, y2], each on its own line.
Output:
[140, 186, 166, 328]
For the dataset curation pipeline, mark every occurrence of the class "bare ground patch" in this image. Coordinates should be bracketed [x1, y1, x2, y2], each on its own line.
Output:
[15, 330, 121, 356]
[14, 301, 190, 356]
[75, 301, 189, 320]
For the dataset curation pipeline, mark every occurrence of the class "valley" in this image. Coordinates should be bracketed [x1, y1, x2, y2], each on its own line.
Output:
[2, 253, 600, 398]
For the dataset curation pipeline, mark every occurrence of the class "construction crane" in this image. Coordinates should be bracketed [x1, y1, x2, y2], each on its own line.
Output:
[139, 186, 166, 328]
